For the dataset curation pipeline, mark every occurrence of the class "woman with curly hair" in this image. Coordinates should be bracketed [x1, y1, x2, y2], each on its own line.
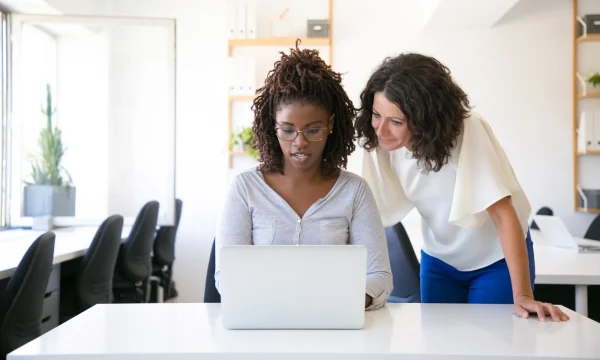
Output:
[357, 53, 569, 321]
[215, 42, 393, 310]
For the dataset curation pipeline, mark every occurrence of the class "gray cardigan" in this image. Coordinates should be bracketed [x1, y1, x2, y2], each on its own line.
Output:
[215, 169, 393, 310]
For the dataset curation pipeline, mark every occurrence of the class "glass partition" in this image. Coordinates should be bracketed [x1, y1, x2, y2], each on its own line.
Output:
[9, 15, 176, 226]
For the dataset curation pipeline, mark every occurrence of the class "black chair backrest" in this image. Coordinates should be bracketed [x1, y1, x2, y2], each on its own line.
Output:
[120, 201, 160, 282]
[77, 215, 124, 310]
[584, 214, 600, 241]
[530, 206, 553, 230]
[385, 222, 421, 303]
[153, 199, 183, 267]
[0, 232, 55, 359]
[203, 238, 221, 303]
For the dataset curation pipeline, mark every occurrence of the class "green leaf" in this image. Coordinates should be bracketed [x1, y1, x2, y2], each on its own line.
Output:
[26, 84, 73, 188]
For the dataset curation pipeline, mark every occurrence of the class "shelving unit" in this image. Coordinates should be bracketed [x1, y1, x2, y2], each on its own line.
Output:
[573, 0, 600, 212]
[576, 33, 600, 43]
[227, 37, 330, 56]
[577, 92, 600, 99]
[226, 0, 334, 169]
[576, 207, 600, 214]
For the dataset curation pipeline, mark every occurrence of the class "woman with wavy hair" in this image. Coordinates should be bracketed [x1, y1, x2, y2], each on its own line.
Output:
[356, 53, 568, 321]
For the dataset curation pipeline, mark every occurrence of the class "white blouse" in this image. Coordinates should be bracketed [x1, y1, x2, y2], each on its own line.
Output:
[361, 112, 532, 271]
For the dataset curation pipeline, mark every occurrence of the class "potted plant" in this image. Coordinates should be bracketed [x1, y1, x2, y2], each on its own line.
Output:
[23, 84, 76, 219]
[230, 126, 258, 159]
[588, 72, 600, 88]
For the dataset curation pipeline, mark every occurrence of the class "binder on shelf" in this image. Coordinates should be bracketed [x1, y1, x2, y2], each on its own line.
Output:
[235, 0, 246, 39]
[578, 111, 595, 153]
[226, 57, 237, 95]
[226, 0, 238, 40]
[245, 0, 257, 39]
[227, 57, 256, 96]
[243, 57, 256, 95]
[594, 111, 600, 151]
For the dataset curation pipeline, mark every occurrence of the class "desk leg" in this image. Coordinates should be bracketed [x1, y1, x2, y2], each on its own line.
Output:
[575, 285, 588, 316]
[157, 285, 164, 303]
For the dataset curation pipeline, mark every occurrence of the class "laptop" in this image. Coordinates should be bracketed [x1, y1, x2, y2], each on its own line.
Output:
[533, 215, 600, 252]
[218, 245, 367, 330]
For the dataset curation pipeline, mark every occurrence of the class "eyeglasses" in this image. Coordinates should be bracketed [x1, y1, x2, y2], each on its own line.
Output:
[275, 127, 329, 142]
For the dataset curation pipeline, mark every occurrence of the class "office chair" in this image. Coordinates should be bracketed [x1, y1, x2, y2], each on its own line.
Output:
[384, 222, 421, 303]
[530, 206, 553, 230]
[584, 215, 600, 241]
[0, 232, 55, 360]
[60, 215, 123, 323]
[203, 238, 221, 303]
[151, 199, 183, 302]
[113, 201, 160, 303]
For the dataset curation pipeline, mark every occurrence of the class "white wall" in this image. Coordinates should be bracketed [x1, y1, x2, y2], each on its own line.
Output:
[42, 0, 596, 301]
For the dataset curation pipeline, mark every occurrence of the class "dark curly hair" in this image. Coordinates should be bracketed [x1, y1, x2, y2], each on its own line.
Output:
[251, 40, 356, 177]
[355, 53, 471, 173]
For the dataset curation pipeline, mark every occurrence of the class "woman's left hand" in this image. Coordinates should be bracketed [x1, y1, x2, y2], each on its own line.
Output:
[514, 295, 570, 322]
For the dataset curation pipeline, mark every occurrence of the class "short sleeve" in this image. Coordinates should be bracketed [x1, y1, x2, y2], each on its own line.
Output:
[361, 147, 414, 227]
[448, 114, 532, 233]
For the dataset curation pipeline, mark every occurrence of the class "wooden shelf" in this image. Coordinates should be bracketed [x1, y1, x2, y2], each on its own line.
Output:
[576, 34, 600, 43]
[578, 150, 600, 155]
[576, 207, 600, 214]
[228, 37, 330, 48]
[577, 92, 600, 99]
[229, 94, 256, 101]
[226, 0, 333, 169]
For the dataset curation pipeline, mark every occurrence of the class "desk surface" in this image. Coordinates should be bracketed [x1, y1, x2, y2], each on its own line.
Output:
[0, 226, 130, 279]
[8, 303, 600, 360]
[529, 230, 600, 285]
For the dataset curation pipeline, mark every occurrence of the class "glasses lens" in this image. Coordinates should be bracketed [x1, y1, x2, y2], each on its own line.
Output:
[304, 128, 326, 141]
[276, 128, 297, 141]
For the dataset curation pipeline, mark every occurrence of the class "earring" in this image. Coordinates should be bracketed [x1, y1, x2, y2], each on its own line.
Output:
[329, 130, 333, 134]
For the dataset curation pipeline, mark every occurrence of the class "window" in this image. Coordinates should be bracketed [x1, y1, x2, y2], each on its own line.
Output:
[9, 21, 58, 227]
[0, 11, 8, 227]
[7, 15, 176, 227]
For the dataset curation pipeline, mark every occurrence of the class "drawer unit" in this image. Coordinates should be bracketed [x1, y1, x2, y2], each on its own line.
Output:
[41, 289, 59, 334]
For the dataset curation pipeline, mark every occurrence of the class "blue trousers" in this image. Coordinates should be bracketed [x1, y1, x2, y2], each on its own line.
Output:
[420, 230, 535, 304]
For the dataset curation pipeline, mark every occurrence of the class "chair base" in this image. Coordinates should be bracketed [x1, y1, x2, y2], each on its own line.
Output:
[113, 277, 150, 304]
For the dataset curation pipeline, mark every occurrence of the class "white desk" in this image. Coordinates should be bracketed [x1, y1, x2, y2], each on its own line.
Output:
[0, 226, 132, 333]
[529, 230, 600, 317]
[8, 303, 600, 360]
[0, 226, 131, 280]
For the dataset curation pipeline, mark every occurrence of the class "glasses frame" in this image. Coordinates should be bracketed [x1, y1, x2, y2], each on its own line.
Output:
[274, 127, 330, 142]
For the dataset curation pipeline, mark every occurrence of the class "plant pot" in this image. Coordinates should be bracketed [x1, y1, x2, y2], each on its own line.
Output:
[23, 185, 76, 217]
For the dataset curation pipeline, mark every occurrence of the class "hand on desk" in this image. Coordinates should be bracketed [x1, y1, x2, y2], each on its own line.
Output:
[514, 295, 570, 322]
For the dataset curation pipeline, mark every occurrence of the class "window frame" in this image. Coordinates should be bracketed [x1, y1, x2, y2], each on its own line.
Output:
[5, 14, 177, 228]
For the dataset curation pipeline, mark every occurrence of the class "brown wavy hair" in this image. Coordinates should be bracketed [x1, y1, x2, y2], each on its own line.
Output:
[251, 40, 356, 177]
[355, 53, 471, 173]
